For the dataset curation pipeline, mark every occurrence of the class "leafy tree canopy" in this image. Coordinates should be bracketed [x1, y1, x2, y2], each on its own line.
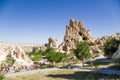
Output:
[73, 41, 91, 66]
[103, 38, 120, 58]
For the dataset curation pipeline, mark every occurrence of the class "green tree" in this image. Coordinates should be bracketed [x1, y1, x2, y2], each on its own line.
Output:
[45, 47, 66, 67]
[5, 55, 15, 65]
[54, 52, 66, 63]
[31, 54, 42, 61]
[103, 38, 120, 58]
[73, 41, 91, 67]
[36, 50, 45, 55]
[32, 47, 37, 54]
[26, 47, 37, 57]
[45, 47, 54, 54]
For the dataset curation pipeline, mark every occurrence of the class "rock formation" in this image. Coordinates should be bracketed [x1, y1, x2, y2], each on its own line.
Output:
[61, 19, 94, 53]
[48, 19, 101, 54]
[48, 37, 59, 49]
[20, 44, 46, 53]
[0, 42, 32, 66]
[95, 33, 120, 46]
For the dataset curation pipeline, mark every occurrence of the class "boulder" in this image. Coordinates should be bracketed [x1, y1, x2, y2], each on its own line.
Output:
[48, 37, 59, 49]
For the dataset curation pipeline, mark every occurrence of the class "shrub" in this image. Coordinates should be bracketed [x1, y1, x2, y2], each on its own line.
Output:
[0, 74, 5, 80]
[92, 61, 100, 69]
[103, 38, 120, 58]
[40, 65, 47, 69]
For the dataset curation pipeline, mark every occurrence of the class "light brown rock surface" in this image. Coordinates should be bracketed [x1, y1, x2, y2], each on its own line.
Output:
[0, 42, 32, 66]
[50, 19, 120, 55]
[55, 19, 99, 54]
[48, 37, 59, 49]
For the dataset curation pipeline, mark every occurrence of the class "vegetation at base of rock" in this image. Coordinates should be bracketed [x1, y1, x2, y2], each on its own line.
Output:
[92, 61, 101, 69]
[5, 55, 15, 65]
[26, 47, 43, 61]
[73, 41, 91, 67]
[31, 54, 42, 61]
[0, 55, 15, 69]
[45, 47, 67, 67]
[0, 74, 5, 80]
[26, 47, 68, 67]
[103, 38, 120, 58]
[40, 65, 47, 69]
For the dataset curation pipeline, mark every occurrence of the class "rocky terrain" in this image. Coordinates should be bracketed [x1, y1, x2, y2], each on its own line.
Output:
[0, 42, 32, 66]
[0, 19, 120, 66]
[20, 44, 46, 53]
[49, 19, 120, 54]
[49, 19, 102, 54]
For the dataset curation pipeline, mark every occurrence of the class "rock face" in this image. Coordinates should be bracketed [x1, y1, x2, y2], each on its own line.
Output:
[48, 37, 59, 49]
[56, 19, 96, 53]
[20, 44, 46, 53]
[95, 34, 120, 46]
[0, 42, 32, 66]
[48, 19, 119, 54]
[48, 19, 102, 54]
[112, 44, 120, 58]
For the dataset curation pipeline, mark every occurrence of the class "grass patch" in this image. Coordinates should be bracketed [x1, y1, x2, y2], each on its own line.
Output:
[0, 74, 5, 80]
[40, 65, 47, 69]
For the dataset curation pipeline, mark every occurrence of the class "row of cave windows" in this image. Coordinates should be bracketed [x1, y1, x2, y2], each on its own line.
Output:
[66, 37, 88, 43]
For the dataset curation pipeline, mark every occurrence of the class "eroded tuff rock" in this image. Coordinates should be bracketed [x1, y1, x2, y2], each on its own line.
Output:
[48, 37, 59, 49]
[48, 19, 101, 54]
[95, 34, 120, 46]
[0, 42, 32, 66]
[54, 19, 101, 54]
[20, 44, 46, 53]
[48, 19, 119, 54]
[61, 19, 94, 53]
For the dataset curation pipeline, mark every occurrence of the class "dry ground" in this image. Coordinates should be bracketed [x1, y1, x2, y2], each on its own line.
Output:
[5, 69, 120, 80]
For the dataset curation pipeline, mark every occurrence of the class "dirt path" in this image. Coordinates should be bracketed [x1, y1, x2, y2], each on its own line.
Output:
[5, 68, 120, 78]
[5, 68, 59, 77]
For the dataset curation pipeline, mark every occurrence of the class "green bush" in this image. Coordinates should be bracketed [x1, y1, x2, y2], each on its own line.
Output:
[103, 38, 120, 58]
[40, 65, 47, 69]
[0, 74, 5, 80]
[92, 61, 100, 69]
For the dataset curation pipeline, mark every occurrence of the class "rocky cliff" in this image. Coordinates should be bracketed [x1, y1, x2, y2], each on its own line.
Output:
[48, 37, 59, 49]
[61, 19, 94, 53]
[95, 34, 120, 46]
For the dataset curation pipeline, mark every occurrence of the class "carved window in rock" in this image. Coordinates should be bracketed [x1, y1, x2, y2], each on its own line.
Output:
[62, 46, 67, 51]
[66, 40, 69, 42]
[21, 54, 25, 59]
[83, 37, 88, 40]
[71, 38, 74, 41]
[13, 51, 18, 58]
[79, 32, 83, 36]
